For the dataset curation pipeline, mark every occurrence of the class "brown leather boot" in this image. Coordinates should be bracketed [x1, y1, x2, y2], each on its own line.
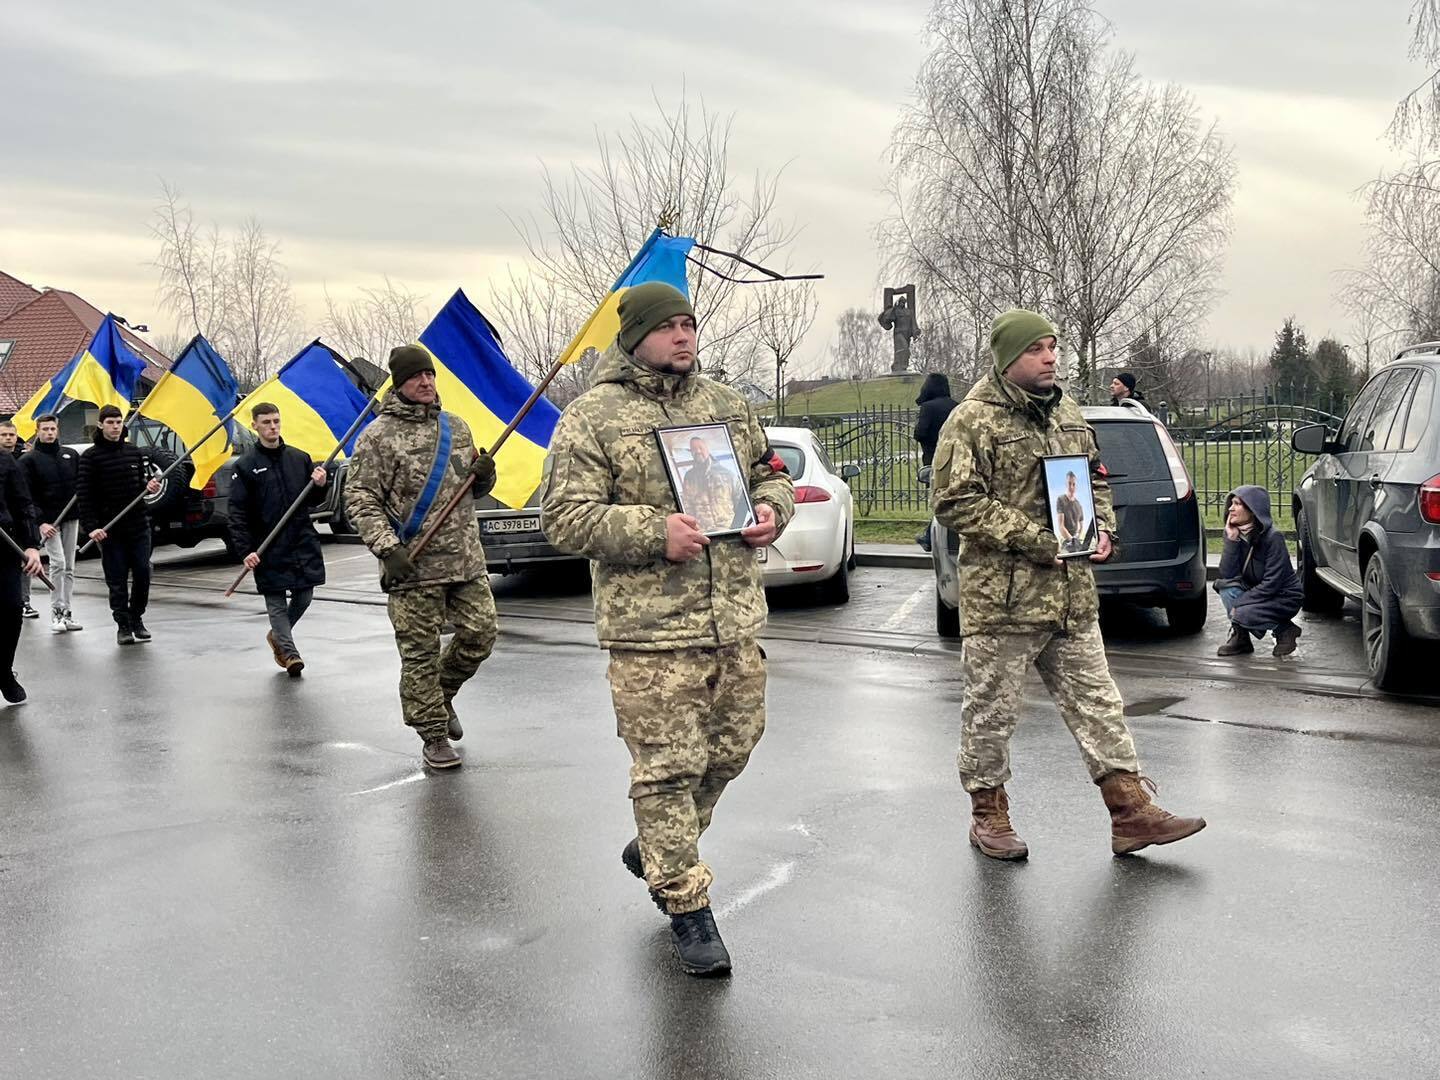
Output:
[266, 631, 287, 670]
[1217, 625, 1253, 656]
[1099, 772, 1206, 855]
[968, 786, 1029, 860]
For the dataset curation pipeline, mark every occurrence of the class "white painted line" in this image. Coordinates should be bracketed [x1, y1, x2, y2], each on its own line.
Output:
[714, 860, 795, 917]
[348, 771, 426, 796]
[326, 742, 385, 754]
[878, 583, 930, 632]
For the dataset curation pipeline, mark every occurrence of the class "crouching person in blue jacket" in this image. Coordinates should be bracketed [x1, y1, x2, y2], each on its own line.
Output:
[1214, 484, 1303, 657]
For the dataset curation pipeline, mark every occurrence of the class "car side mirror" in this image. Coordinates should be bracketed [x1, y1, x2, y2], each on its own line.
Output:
[841, 463, 862, 480]
[1291, 423, 1330, 454]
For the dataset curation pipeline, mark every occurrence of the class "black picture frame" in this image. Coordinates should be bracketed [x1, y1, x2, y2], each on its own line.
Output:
[655, 423, 756, 538]
[1042, 454, 1099, 559]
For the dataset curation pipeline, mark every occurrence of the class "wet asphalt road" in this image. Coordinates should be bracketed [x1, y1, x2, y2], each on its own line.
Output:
[2, 540, 1438, 1079]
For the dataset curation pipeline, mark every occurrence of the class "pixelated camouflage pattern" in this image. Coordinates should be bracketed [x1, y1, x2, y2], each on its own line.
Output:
[388, 577, 498, 741]
[345, 391, 488, 590]
[541, 344, 795, 651]
[931, 372, 1116, 635]
[681, 458, 747, 533]
[958, 623, 1139, 792]
[609, 641, 767, 914]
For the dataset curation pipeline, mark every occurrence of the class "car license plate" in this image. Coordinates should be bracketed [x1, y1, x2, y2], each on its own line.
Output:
[756, 546, 768, 563]
[482, 515, 540, 535]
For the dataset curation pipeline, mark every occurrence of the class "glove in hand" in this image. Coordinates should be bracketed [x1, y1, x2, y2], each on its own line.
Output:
[381, 546, 416, 590]
[470, 450, 497, 498]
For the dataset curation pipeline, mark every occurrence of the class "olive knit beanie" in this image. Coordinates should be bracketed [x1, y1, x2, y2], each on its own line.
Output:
[617, 282, 694, 354]
[388, 344, 435, 386]
[990, 309, 1059, 374]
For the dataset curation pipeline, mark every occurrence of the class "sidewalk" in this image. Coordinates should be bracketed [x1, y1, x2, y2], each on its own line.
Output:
[856, 542, 1223, 580]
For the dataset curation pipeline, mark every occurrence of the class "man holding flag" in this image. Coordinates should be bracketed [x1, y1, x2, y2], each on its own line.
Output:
[344, 345, 499, 770]
[19, 415, 83, 633]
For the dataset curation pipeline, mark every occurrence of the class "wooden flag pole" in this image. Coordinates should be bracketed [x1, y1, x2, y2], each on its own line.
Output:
[223, 389, 385, 598]
[406, 357, 566, 562]
[0, 529, 53, 592]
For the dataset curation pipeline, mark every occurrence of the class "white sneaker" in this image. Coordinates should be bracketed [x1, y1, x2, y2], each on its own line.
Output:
[49, 613, 67, 634]
[62, 611, 84, 632]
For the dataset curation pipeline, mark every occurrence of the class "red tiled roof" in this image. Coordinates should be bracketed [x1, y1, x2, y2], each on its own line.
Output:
[0, 271, 41, 321]
[0, 286, 173, 413]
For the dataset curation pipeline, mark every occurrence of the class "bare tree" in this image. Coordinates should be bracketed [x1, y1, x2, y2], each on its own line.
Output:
[488, 268, 592, 407]
[501, 96, 807, 386]
[321, 278, 431, 371]
[1390, 0, 1440, 147]
[150, 181, 231, 342]
[826, 307, 889, 381]
[224, 218, 300, 389]
[754, 283, 817, 410]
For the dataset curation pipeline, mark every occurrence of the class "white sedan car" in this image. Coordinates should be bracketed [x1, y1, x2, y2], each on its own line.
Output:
[760, 425, 859, 603]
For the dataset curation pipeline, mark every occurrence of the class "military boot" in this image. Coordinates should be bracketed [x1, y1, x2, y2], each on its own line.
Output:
[1099, 772, 1207, 855]
[669, 906, 732, 977]
[444, 693, 462, 742]
[621, 838, 668, 913]
[422, 738, 461, 770]
[968, 786, 1028, 860]
[1272, 621, 1302, 657]
[1217, 624, 1253, 656]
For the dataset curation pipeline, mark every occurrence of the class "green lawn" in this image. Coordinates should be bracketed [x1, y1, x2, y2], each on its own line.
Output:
[761, 374, 927, 417]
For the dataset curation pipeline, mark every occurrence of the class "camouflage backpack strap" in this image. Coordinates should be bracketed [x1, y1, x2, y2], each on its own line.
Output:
[395, 413, 453, 543]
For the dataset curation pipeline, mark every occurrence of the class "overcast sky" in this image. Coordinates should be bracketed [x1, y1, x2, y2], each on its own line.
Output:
[0, 0, 1427, 376]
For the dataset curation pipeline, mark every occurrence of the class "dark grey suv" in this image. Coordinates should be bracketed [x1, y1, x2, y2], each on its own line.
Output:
[1291, 345, 1440, 690]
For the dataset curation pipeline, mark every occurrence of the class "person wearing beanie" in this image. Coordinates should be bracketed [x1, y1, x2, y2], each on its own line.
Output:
[542, 279, 795, 977]
[913, 372, 958, 549]
[343, 343, 500, 771]
[1110, 371, 1146, 407]
[930, 308, 1205, 860]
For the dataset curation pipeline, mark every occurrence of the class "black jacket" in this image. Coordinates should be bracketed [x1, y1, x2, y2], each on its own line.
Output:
[1215, 484, 1302, 629]
[0, 453, 40, 551]
[913, 373, 959, 466]
[20, 441, 80, 526]
[77, 430, 151, 539]
[226, 440, 326, 593]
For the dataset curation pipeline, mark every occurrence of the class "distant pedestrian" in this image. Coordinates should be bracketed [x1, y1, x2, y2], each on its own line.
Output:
[0, 447, 44, 703]
[1214, 485, 1303, 657]
[19, 414, 83, 633]
[542, 281, 795, 977]
[913, 373, 958, 549]
[1, 420, 39, 620]
[1110, 372, 1147, 408]
[227, 403, 328, 677]
[77, 405, 161, 646]
[931, 309, 1206, 860]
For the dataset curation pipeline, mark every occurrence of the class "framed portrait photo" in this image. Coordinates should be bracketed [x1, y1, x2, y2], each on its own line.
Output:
[1043, 454, 1099, 559]
[656, 423, 757, 538]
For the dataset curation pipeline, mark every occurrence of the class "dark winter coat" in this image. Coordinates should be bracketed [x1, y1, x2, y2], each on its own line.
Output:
[1110, 388, 1148, 407]
[76, 430, 151, 539]
[1214, 484, 1302, 630]
[226, 440, 326, 594]
[913, 373, 959, 466]
[20, 441, 80, 526]
[0, 453, 40, 551]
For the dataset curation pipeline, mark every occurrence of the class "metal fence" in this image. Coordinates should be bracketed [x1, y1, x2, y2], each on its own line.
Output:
[777, 390, 1351, 531]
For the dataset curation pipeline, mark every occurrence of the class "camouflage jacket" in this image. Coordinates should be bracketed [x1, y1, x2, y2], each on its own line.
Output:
[541, 344, 795, 651]
[345, 391, 488, 591]
[931, 372, 1116, 635]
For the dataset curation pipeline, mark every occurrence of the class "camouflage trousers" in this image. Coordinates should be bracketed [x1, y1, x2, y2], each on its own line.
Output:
[609, 640, 767, 915]
[386, 577, 497, 742]
[958, 621, 1138, 792]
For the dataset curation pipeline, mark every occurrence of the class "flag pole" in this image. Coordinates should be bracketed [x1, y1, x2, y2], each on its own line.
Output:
[76, 402, 243, 557]
[0, 529, 53, 592]
[223, 388, 385, 598]
[406, 357, 566, 562]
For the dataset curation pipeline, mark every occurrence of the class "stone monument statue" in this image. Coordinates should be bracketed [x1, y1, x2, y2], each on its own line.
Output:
[878, 285, 921, 373]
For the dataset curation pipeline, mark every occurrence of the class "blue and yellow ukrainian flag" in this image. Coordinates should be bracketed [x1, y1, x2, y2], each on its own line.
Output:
[12, 314, 147, 440]
[554, 229, 695, 367]
[412, 289, 562, 510]
[135, 335, 240, 489]
[235, 341, 372, 463]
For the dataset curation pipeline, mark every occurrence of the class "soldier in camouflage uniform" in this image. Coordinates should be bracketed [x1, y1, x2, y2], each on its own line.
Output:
[680, 436, 746, 532]
[932, 309, 1206, 859]
[541, 281, 794, 977]
[345, 345, 499, 771]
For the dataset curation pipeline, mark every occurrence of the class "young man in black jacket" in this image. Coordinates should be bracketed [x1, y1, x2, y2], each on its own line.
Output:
[0, 449, 45, 701]
[1, 419, 39, 620]
[227, 402, 328, 676]
[913, 372, 958, 549]
[20, 414, 84, 633]
[1214, 484, 1303, 657]
[77, 405, 160, 645]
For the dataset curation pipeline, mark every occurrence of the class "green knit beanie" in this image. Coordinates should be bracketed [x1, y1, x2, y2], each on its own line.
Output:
[388, 344, 435, 386]
[617, 282, 694, 354]
[990, 309, 1059, 373]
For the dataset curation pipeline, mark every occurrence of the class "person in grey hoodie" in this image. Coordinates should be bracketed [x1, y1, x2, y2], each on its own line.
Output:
[1214, 484, 1303, 657]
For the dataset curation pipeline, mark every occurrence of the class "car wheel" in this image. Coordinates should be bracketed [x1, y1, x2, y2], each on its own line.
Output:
[329, 497, 357, 536]
[936, 589, 961, 638]
[845, 523, 856, 571]
[1165, 595, 1207, 634]
[1362, 555, 1413, 692]
[819, 556, 850, 605]
[1297, 509, 1343, 613]
[142, 449, 192, 515]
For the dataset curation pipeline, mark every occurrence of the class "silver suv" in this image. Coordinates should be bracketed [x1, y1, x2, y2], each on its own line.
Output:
[1291, 344, 1440, 691]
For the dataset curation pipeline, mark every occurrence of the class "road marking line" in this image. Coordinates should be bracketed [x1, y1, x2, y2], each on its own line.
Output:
[348, 771, 426, 796]
[879, 583, 930, 632]
[714, 860, 795, 917]
[327, 742, 385, 754]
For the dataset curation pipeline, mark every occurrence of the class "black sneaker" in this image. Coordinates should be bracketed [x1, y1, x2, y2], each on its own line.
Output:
[21, 603, 38, 620]
[131, 619, 152, 642]
[1, 672, 25, 704]
[621, 838, 668, 914]
[669, 907, 732, 977]
[116, 625, 136, 646]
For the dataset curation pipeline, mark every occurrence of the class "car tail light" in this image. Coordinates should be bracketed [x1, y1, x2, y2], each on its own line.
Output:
[794, 485, 832, 504]
[202, 478, 217, 498]
[1420, 474, 1440, 524]
[1153, 422, 1193, 500]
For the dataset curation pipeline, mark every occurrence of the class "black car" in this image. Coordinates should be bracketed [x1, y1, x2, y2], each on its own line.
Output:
[931, 404, 1207, 637]
[1291, 344, 1440, 690]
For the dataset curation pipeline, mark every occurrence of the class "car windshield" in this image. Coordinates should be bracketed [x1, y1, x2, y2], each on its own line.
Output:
[1091, 421, 1168, 482]
[773, 444, 806, 479]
